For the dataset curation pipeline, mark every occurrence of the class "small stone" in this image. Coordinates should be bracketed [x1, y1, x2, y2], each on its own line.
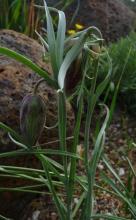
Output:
[118, 139, 124, 145]
[98, 164, 104, 170]
[118, 168, 125, 176]
[74, 198, 79, 204]
[128, 128, 132, 133]
[32, 210, 40, 220]
[51, 212, 57, 220]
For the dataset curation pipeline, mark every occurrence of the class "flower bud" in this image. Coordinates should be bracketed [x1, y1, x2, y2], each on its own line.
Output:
[20, 94, 46, 146]
[91, 44, 101, 58]
[92, 44, 101, 54]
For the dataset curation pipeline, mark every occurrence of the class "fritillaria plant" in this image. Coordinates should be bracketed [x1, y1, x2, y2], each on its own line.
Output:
[0, 1, 118, 220]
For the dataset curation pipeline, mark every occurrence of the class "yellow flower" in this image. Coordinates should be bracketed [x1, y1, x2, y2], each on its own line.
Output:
[67, 29, 76, 35]
[75, 23, 84, 30]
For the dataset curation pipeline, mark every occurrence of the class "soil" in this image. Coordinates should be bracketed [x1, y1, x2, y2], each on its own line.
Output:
[19, 108, 136, 220]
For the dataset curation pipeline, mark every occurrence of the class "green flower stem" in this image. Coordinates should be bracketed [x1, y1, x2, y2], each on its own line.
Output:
[83, 94, 97, 220]
[36, 153, 66, 220]
[83, 58, 99, 220]
[58, 90, 69, 215]
[67, 96, 83, 219]
[58, 90, 68, 174]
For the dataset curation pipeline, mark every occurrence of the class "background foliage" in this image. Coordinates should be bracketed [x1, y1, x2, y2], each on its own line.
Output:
[99, 31, 136, 114]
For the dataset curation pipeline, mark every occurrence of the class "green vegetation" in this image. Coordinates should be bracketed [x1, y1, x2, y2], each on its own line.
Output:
[102, 155, 136, 219]
[0, 1, 136, 220]
[0, 0, 77, 38]
[99, 32, 136, 114]
[0, 1, 120, 220]
[0, 0, 43, 37]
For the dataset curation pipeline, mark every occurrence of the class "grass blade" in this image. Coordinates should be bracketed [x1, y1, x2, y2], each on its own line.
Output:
[85, 105, 109, 219]
[0, 47, 56, 88]
[68, 96, 83, 217]
[43, 1, 58, 77]
[103, 156, 127, 190]
[38, 154, 66, 220]
[56, 10, 66, 68]
[0, 214, 12, 220]
[126, 156, 136, 178]
[101, 172, 136, 217]
[58, 32, 87, 90]
[0, 122, 21, 141]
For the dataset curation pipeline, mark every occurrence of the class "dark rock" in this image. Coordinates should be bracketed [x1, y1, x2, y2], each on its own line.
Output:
[64, 0, 136, 42]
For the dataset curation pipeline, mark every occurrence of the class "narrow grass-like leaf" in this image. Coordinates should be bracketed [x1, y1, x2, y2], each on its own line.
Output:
[0, 167, 42, 183]
[9, 0, 22, 26]
[58, 90, 67, 168]
[58, 32, 87, 90]
[8, 133, 28, 150]
[0, 214, 11, 220]
[89, 106, 109, 173]
[85, 105, 109, 220]
[101, 172, 136, 217]
[0, 47, 56, 88]
[82, 58, 100, 220]
[103, 156, 127, 190]
[0, 167, 63, 189]
[0, 148, 81, 161]
[0, 122, 21, 141]
[39, 154, 66, 220]
[126, 156, 136, 178]
[0, 187, 46, 195]
[72, 191, 86, 218]
[43, 0, 58, 77]
[0, 165, 44, 175]
[35, 30, 49, 50]
[95, 51, 112, 99]
[38, 153, 64, 182]
[57, 90, 69, 210]
[35, 153, 64, 171]
[56, 10, 66, 68]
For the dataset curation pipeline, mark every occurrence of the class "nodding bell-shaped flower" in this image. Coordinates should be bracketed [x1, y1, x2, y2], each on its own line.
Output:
[20, 94, 46, 147]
